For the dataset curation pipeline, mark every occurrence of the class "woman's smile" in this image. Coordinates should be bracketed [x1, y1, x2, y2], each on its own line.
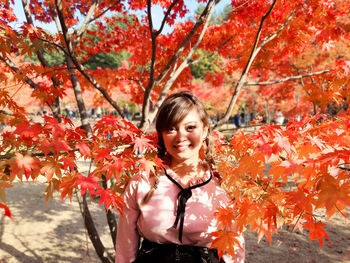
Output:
[174, 143, 191, 151]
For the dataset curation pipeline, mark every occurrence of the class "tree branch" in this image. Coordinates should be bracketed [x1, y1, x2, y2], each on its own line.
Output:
[153, 0, 218, 87]
[0, 149, 79, 160]
[244, 69, 331, 86]
[258, 0, 307, 49]
[155, 0, 181, 36]
[215, 0, 278, 129]
[158, 0, 218, 89]
[73, 0, 99, 44]
[139, 0, 158, 126]
[21, 0, 62, 119]
[0, 55, 40, 89]
[189, 36, 233, 66]
[88, 0, 121, 24]
[54, 0, 124, 118]
[140, 0, 219, 130]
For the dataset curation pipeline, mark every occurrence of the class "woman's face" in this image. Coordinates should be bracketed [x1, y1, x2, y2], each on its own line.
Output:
[162, 109, 208, 167]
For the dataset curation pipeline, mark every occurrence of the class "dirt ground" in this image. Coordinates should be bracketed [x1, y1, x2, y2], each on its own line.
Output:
[1, 178, 349, 263]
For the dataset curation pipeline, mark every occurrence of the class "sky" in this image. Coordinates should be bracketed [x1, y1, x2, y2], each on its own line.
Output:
[10, 0, 230, 34]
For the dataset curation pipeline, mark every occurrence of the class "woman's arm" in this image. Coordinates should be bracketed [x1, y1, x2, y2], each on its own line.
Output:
[115, 180, 141, 263]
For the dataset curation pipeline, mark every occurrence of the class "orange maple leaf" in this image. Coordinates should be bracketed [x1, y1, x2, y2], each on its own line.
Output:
[210, 230, 242, 259]
[40, 159, 62, 182]
[58, 174, 78, 201]
[9, 153, 40, 181]
[214, 205, 237, 230]
[303, 220, 330, 247]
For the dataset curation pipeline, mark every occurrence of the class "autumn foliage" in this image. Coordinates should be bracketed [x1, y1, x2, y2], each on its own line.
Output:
[213, 113, 350, 255]
[1, 0, 350, 261]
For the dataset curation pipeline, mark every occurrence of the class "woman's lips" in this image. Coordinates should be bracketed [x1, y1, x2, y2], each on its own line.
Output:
[174, 144, 191, 151]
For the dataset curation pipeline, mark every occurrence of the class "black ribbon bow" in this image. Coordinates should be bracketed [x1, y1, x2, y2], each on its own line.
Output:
[164, 169, 212, 243]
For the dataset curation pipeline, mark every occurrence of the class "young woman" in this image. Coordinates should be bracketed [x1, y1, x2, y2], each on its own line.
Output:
[116, 91, 245, 263]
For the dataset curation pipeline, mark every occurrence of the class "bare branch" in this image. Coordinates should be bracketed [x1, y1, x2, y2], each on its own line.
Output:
[21, 0, 62, 118]
[189, 36, 233, 66]
[244, 69, 331, 86]
[140, 0, 220, 130]
[144, 0, 157, 102]
[147, 0, 155, 38]
[39, 37, 69, 55]
[0, 149, 79, 160]
[187, 1, 250, 67]
[290, 63, 305, 86]
[73, 0, 99, 43]
[215, 0, 278, 129]
[155, 0, 181, 36]
[140, 0, 219, 131]
[69, 57, 125, 117]
[258, 0, 307, 48]
[115, 77, 145, 92]
[161, 0, 218, 84]
[71, 0, 122, 44]
[47, 3, 63, 33]
[153, 0, 217, 86]
[0, 55, 40, 89]
[54, 0, 124, 118]
[89, 1, 121, 24]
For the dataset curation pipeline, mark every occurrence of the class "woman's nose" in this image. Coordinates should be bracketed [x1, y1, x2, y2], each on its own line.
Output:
[175, 127, 187, 140]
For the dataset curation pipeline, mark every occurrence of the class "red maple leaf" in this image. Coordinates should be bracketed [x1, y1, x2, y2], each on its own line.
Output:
[0, 202, 12, 219]
[100, 157, 126, 181]
[59, 156, 77, 172]
[94, 148, 112, 162]
[76, 141, 91, 158]
[73, 173, 100, 197]
[132, 136, 156, 153]
[95, 188, 125, 214]
[50, 140, 70, 153]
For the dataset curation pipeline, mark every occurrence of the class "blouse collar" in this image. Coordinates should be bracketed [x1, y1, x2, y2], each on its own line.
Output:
[163, 165, 212, 188]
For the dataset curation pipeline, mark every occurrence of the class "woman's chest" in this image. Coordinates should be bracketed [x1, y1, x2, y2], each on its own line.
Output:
[136, 178, 229, 241]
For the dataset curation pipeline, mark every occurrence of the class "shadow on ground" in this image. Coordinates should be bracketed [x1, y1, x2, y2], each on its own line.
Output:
[245, 215, 350, 263]
[0, 181, 115, 263]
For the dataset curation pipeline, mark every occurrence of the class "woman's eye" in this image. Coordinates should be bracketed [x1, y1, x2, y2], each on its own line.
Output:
[168, 127, 176, 132]
[187, 125, 196, 130]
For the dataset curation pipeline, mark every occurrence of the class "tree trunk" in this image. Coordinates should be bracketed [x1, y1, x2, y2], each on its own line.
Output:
[65, 56, 92, 133]
[81, 194, 114, 263]
[265, 103, 270, 124]
[102, 175, 117, 249]
[313, 103, 317, 115]
[66, 56, 115, 262]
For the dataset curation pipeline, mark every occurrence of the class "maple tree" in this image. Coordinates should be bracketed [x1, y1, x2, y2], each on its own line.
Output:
[1, 0, 350, 262]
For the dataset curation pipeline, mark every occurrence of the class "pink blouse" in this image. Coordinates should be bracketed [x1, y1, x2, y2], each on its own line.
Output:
[115, 167, 245, 263]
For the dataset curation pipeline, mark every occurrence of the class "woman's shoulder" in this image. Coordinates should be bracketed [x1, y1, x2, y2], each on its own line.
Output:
[126, 169, 164, 191]
[127, 171, 152, 186]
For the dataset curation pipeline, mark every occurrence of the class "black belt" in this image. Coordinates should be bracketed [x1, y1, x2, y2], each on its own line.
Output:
[133, 238, 222, 263]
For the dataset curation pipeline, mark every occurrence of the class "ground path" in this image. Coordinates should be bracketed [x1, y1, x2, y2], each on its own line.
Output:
[1, 164, 349, 263]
